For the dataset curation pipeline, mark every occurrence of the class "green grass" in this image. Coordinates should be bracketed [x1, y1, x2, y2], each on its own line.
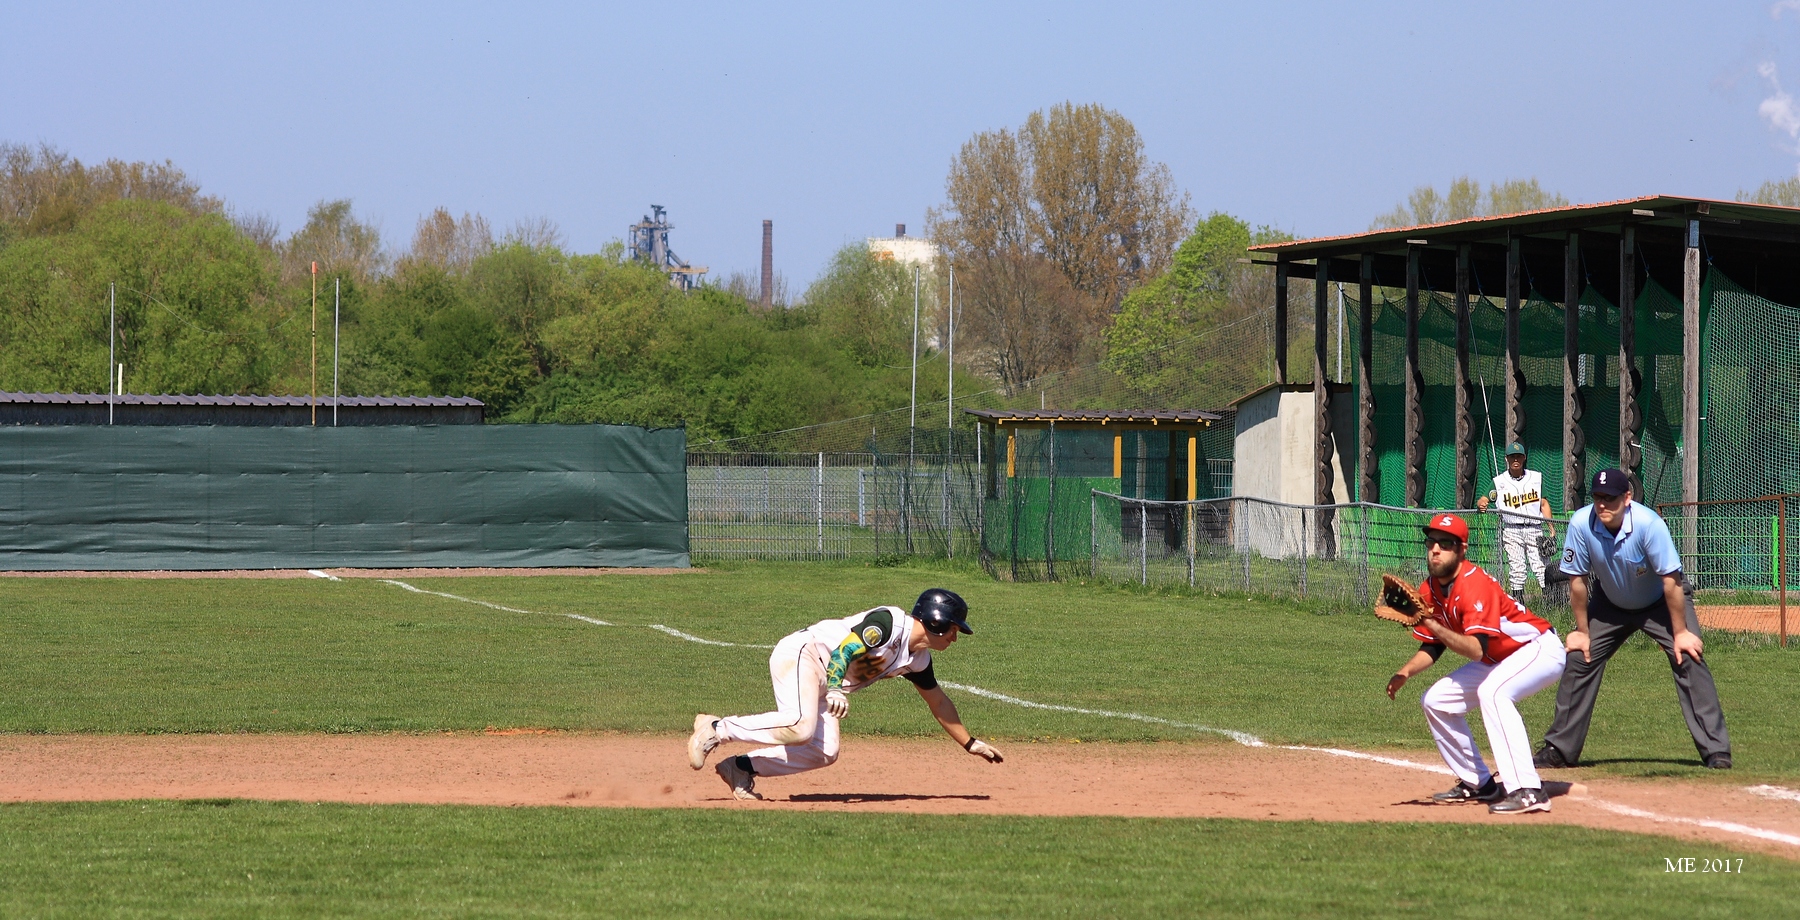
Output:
[0, 560, 1794, 781]
[0, 801, 1790, 919]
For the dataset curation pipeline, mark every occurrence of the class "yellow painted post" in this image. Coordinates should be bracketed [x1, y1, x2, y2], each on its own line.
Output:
[1006, 431, 1016, 478]
[1187, 434, 1198, 500]
[1113, 434, 1123, 479]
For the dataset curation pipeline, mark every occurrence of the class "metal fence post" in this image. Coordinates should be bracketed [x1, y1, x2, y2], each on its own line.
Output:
[1140, 499, 1148, 586]
[1091, 491, 1099, 578]
[1299, 508, 1309, 599]
[1781, 496, 1789, 648]
[1186, 500, 1195, 588]
[1241, 498, 1251, 592]
[817, 452, 824, 556]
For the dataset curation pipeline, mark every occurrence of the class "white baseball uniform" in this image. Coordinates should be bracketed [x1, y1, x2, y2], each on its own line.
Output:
[1414, 562, 1567, 794]
[1492, 469, 1549, 593]
[713, 607, 934, 777]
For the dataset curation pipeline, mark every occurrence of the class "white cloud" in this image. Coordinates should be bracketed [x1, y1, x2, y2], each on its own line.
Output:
[1775, 0, 1800, 20]
[1758, 61, 1800, 160]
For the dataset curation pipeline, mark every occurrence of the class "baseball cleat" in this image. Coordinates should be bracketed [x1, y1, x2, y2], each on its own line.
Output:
[715, 757, 761, 801]
[688, 714, 720, 770]
[1532, 743, 1572, 769]
[1431, 777, 1503, 804]
[1488, 787, 1551, 815]
[1704, 753, 1733, 770]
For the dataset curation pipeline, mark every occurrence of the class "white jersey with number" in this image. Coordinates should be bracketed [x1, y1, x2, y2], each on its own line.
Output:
[1493, 469, 1547, 529]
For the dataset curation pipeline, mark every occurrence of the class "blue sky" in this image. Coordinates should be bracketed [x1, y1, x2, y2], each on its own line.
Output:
[5, 2, 1798, 288]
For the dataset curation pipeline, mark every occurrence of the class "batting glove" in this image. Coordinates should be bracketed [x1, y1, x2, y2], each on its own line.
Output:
[825, 689, 849, 719]
[964, 738, 1004, 763]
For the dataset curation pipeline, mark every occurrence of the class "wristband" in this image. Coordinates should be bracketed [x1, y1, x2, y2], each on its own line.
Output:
[963, 737, 979, 752]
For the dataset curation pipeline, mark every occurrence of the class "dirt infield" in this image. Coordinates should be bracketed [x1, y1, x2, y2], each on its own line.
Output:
[1, 733, 1795, 859]
[1697, 605, 1791, 637]
[0, 567, 698, 579]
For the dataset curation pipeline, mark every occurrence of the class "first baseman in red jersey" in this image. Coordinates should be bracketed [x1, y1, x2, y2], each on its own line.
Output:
[1385, 513, 1568, 815]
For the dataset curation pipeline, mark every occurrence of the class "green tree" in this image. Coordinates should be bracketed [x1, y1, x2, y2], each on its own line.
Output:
[0, 199, 285, 395]
[1372, 177, 1568, 229]
[1739, 177, 1800, 206]
[1104, 212, 1293, 405]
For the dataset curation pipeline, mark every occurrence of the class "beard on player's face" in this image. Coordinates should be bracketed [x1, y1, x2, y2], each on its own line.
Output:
[1427, 549, 1463, 580]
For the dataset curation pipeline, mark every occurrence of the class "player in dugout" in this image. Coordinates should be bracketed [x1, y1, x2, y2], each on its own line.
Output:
[685, 588, 1004, 800]
[1475, 442, 1557, 604]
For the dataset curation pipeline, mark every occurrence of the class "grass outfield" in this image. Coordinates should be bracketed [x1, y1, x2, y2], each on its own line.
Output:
[0, 802, 1790, 919]
[0, 560, 1794, 781]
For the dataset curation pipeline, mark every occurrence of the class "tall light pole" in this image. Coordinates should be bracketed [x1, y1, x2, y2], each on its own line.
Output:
[946, 262, 955, 429]
[108, 283, 115, 425]
[333, 277, 341, 427]
[310, 261, 318, 427]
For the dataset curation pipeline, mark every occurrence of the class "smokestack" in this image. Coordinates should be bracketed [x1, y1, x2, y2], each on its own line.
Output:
[760, 220, 773, 309]
[896, 223, 906, 238]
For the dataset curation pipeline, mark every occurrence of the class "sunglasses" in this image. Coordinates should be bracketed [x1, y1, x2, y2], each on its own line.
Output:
[1424, 535, 1463, 550]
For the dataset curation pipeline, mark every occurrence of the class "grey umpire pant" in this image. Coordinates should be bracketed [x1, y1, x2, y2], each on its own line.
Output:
[1540, 578, 1731, 764]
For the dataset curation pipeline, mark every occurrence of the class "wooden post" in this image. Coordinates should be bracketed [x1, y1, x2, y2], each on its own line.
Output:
[1405, 245, 1425, 508]
[1275, 260, 1290, 383]
[1455, 243, 1475, 508]
[1563, 233, 1586, 512]
[1315, 259, 1334, 505]
[1683, 219, 1702, 556]
[1505, 237, 1525, 449]
[1112, 433, 1123, 480]
[1358, 253, 1377, 505]
[1619, 224, 1642, 482]
[1165, 430, 1181, 549]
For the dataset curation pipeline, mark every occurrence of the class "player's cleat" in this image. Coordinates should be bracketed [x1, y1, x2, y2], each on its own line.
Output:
[1704, 753, 1733, 770]
[715, 757, 761, 800]
[1431, 776, 1503, 804]
[1488, 786, 1551, 815]
[1532, 743, 1572, 769]
[688, 713, 720, 770]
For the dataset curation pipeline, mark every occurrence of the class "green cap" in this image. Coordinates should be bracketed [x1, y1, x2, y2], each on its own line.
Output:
[1504, 441, 1526, 457]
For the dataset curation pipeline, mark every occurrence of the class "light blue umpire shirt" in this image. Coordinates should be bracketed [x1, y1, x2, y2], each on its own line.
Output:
[1560, 500, 1683, 610]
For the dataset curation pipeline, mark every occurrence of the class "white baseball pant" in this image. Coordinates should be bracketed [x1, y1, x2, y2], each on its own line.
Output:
[1500, 526, 1547, 593]
[713, 631, 841, 778]
[1421, 631, 1566, 793]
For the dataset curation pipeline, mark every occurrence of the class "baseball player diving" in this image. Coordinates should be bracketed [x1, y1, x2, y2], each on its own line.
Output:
[685, 588, 1004, 800]
[1475, 442, 1556, 602]
[1379, 513, 1567, 815]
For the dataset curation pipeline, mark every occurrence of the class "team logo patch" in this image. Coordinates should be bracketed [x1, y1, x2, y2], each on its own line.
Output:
[861, 625, 884, 647]
[1440, 516, 1454, 526]
[1563, 548, 1575, 564]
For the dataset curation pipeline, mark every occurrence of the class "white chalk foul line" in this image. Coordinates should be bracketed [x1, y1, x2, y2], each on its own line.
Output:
[647, 625, 774, 649]
[1746, 784, 1800, 805]
[375, 579, 1797, 848]
[1583, 799, 1800, 847]
[307, 570, 341, 581]
[941, 681, 1266, 747]
[381, 580, 612, 627]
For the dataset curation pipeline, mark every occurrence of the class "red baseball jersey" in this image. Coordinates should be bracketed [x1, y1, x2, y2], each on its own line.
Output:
[1411, 561, 1552, 664]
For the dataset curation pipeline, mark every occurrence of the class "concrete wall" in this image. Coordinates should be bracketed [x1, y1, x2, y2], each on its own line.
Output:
[1231, 383, 1352, 504]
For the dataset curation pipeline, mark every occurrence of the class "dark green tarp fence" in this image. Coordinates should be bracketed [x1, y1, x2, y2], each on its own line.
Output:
[0, 425, 688, 570]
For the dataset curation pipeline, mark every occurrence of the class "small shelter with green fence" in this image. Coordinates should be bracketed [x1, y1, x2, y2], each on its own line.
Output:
[966, 409, 1227, 579]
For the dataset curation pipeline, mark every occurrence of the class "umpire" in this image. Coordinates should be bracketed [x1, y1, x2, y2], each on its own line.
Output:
[1535, 469, 1732, 770]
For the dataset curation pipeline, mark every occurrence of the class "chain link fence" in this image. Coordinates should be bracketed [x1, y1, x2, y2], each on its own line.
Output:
[1658, 495, 1792, 644]
[1086, 491, 1570, 614]
[688, 431, 983, 561]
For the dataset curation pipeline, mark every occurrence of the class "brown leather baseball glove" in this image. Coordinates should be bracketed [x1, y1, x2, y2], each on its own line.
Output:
[1374, 573, 1433, 626]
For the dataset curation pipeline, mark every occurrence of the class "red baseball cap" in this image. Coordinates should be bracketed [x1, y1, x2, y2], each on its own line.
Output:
[1422, 512, 1469, 544]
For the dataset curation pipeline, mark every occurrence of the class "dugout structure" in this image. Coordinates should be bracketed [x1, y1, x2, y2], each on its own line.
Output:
[966, 409, 1229, 581]
[0, 424, 688, 570]
[1250, 197, 1800, 538]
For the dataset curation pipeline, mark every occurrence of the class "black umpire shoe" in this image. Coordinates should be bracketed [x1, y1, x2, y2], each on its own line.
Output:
[1431, 776, 1504, 804]
[1489, 786, 1552, 815]
[1704, 753, 1733, 770]
[1532, 743, 1572, 769]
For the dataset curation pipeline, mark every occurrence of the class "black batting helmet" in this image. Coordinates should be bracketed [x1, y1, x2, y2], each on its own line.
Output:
[912, 588, 972, 635]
